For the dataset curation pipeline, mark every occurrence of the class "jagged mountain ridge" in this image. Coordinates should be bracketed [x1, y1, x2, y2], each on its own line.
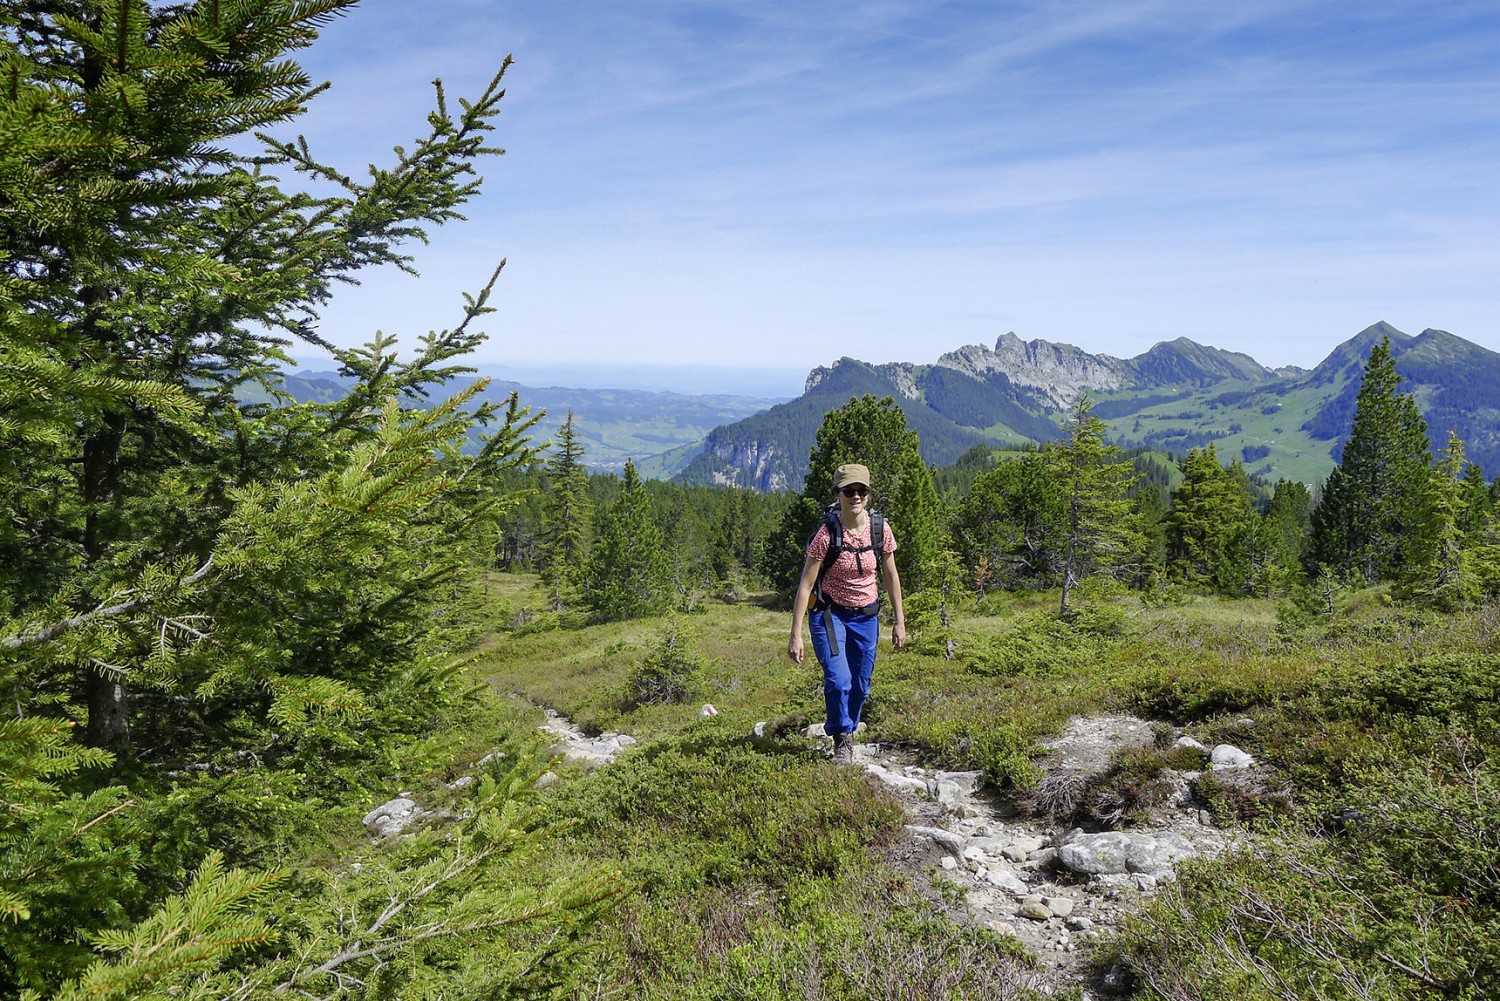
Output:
[674, 323, 1500, 491]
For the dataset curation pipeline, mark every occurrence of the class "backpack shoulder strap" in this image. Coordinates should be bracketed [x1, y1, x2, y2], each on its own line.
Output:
[820, 509, 843, 559]
[871, 513, 885, 559]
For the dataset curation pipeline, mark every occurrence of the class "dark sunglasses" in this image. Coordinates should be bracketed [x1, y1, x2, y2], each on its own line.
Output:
[840, 485, 869, 498]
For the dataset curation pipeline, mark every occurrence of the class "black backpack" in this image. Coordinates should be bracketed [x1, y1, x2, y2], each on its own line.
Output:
[809, 509, 885, 656]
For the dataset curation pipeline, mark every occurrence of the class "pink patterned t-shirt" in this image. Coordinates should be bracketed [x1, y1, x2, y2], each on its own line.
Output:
[806, 516, 898, 608]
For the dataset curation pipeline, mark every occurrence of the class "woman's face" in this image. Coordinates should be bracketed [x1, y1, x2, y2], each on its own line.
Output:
[837, 482, 869, 516]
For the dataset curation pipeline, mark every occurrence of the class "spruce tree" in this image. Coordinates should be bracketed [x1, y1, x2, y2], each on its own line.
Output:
[1, 0, 519, 756]
[955, 451, 1064, 590]
[583, 460, 671, 620]
[1165, 444, 1259, 595]
[1259, 478, 1313, 595]
[1309, 337, 1432, 582]
[1400, 430, 1479, 607]
[1050, 395, 1141, 616]
[539, 411, 592, 611]
[0, 5, 621, 995]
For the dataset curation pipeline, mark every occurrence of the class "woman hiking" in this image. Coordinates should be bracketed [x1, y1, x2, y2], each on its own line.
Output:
[787, 463, 906, 764]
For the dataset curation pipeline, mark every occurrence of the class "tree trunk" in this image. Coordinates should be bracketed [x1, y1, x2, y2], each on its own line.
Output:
[82, 411, 132, 755]
[86, 670, 131, 757]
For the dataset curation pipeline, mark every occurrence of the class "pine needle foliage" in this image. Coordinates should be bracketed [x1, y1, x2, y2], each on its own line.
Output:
[0, 3, 599, 996]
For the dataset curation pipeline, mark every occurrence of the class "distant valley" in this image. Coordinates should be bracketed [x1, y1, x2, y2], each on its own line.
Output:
[271, 369, 787, 472]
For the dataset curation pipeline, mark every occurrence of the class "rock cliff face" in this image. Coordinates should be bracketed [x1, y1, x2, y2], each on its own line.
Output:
[933, 333, 1278, 411]
[698, 434, 788, 493]
[936, 334, 1132, 411]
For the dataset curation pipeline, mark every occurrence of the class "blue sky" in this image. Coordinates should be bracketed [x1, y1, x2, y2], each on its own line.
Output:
[283, 0, 1500, 382]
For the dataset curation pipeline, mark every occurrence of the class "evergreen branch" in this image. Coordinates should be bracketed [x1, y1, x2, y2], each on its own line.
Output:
[0, 559, 214, 650]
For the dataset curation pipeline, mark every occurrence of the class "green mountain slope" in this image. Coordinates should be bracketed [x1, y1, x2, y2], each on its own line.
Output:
[678, 323, 1499, 491]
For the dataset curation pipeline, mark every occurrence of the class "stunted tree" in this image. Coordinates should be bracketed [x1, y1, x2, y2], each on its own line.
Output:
[955, 451, 1064, 590]
[1258, 478, 1313, 596]
[1310, 337, 1432, 582]
[1050, 395, 1141, 616]
[0, 4, 627, 995]
[1399, 431, 1479, 607]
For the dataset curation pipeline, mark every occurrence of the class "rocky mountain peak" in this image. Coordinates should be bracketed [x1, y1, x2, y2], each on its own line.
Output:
[935, 334, 1131, 410]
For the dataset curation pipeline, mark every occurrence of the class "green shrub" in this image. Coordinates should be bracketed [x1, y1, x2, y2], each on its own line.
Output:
[625, 621, 706, 709]
[552, 735, 904, 894]
[1109, 734, 1500, 999]
[963, 612, 1103, 678]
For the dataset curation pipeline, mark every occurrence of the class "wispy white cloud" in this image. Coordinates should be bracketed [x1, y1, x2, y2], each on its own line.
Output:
[286, 0, 1500, 372]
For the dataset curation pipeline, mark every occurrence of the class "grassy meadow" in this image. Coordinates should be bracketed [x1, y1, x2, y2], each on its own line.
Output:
[458, 575, 1500, 999]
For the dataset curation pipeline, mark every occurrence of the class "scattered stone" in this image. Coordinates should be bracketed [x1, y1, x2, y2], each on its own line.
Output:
[1057, 831, 1197, 878]
[534, 771, 560, 789]
[1045, 896, 1075, 918]
[445, 775, 474, 791]
[1066, 915, 1094, 931]
[539, 710, 635, 768]
[1199, 808, 1215, 826]
[1173, 736, 1209, 753]
[907, 825, 966, 859]
[753, 721, 767, 738]
[1003, 835, 1046, 862]
[988, 920, 1018, 937]
[1019, 897, 1054, 921]
[1026, 847, 1059, 870]
[362, 797, 429, 838]
[939, 856, 958, 871]
[1210, 744, 1254, 770]
[865, 762, 930, 796]
[984, 868, 1030, 895]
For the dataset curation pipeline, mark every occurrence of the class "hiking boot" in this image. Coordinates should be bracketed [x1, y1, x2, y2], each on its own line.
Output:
[832, 733, 855, 765]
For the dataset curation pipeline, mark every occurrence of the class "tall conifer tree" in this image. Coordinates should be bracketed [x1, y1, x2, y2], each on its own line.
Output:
[0, 4, 617, 996]
[1400, 430, 1478, 606]
[1165, 444, 1259, 595]
[539, 411, 592, 610]
[583, 460, 671, 620]
[767, 394, 941, 595]
[1050, 395, 1140, 615]
[1310, 337, 1432, 581]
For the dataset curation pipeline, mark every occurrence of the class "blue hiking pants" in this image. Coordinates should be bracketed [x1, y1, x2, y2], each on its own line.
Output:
[810, 607, 880, 737]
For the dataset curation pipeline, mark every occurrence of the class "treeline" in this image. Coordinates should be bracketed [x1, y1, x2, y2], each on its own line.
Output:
[941, 336, 1500, 615]
[518, 334, 1500, 632]
[495, 414, 795, 617]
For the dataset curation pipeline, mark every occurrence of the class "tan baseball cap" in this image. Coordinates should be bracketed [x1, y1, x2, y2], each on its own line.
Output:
[832, 463, 871, 490]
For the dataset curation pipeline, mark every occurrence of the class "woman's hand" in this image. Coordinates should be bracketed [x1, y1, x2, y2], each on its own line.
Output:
[788, 633, 805, 664]
[891, 622, 907, 650]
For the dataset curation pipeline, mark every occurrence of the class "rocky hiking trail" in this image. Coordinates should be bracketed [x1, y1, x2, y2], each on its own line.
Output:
[367, 709, 1258, 996]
